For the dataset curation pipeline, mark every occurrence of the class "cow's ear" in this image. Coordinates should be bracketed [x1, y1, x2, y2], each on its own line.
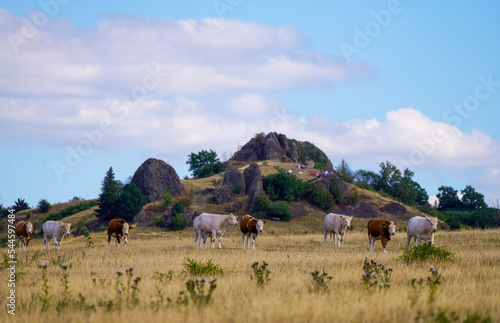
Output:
[129, 226, 134, 230]
[263, 220, 266, 224]
[60, 225, 64, 228]
[394, 221, 397, 225]
[340, 215, 345, 219]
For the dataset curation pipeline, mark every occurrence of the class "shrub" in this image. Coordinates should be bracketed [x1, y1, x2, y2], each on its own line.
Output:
[310, 270, 333, 293]
[177, 278, 217, 306]
[329, 183, 345, 204]
[38, 199, 51, 213]
[163, 187, 173, 207]
[182, 258, 224, 277]
[268, 201, 293, 221]
[266, 168, 305, 201]
[400, 244, 455, 263]
[171, 202, 187, 231]
[46, 201, 98, 222]
[308, 185, 334, 210]
[255, 194, 272, 212]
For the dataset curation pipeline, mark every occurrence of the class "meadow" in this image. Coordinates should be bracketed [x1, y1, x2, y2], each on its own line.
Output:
[1, 227, 499, 322]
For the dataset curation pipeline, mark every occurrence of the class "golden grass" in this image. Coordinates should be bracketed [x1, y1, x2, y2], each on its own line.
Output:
[1, 228, 499, 322]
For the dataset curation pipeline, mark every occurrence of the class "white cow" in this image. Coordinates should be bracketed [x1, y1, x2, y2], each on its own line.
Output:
[323, 213, 353, 246]
[43, 221, 71, 250]
[406, 215, 438, 248]
[193, 213, 238, 248]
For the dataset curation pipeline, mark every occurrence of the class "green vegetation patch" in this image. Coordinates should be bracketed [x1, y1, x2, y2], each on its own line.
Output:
[400, 244, 455, 263]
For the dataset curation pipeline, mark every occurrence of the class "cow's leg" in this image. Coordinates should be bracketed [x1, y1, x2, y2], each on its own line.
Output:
[44, 235, 49, 250]
[246, 235, 250, 249]
[193, 229, 198, 248]
[17, 236, 23, 250]
[124, 235, 128, 247]
[23, 237, 27, 250]
[250, 235, 255, 250]
[416, 234, 421, 247]
[340, 230, 345, 243]
[335, 230, 340, 246]
[241, 232, 246, 249]
[202, 231, 208, 248]
[381, 238, 387, 253]
[406, 233, 411, 249]
[210, 229, 216, 248]
[115, 236, 120, 248]
[217, 232, 224, 249]
[324, 229, 328, 246]
[369, 235, 373, 251]
[430, 232, 435, 245]
[108, 233, 111, 247]
[53, 236, 58, 250]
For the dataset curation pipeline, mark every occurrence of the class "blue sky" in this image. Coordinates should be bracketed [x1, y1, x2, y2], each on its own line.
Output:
[1, 0, 499, 208]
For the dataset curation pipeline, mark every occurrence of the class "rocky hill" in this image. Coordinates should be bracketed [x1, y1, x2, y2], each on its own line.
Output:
[231, 132, 334, 171]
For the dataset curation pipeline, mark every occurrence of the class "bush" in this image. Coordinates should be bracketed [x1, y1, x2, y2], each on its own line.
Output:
[400, 244, 455, 263]
[329, 183, 345, 204]
[255, 195, 272, 212]
[172, 202, 187, 231]
[163, 187, 173, 207]
[268, 201, 293, 221]
[46, 201, 98, 222]
[308, 185, 334, 210]
[182, 258, 224, 276]
[38, 199, 51, 213]
[266, 168, 305, 201]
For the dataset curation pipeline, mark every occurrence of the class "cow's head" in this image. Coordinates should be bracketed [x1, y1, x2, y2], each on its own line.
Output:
[228, 213, 239, 226]
[388, 221, 397, 236]
[122, 223, 130, 237]
[256, 219, 265, 233]
[59, 223, 71, 236]
[26, 222, 33, 235]
[425, 216, 438, 233]
[340, 215, 353, 229]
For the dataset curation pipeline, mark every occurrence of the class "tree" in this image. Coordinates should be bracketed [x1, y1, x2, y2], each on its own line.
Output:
[412, 181, 430, 207]
[354, 169, 380, 189]
[38, 199, 51, 213]
[115, 184, 146, 222]
[186, 149, 226, 178]
[266, 168, 305, 201]
[461, 185, 486, 211]
[436, 186, 460, 210]
[13, 198, 30, 212]
[96, 167, 122, 221]
[376, 161, 402, 193]
[336, 159, 354, 183]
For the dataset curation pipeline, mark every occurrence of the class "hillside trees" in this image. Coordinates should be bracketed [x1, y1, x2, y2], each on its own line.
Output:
[96, 167, 146, 221]
[38, 199, 51, 213]
[186, 149, 226, 178]
[436, 186, 461, 210]
[13, 198, 30, 212]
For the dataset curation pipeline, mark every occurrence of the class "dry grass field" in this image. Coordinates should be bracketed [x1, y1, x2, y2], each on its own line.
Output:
[1, 227, 499, 322]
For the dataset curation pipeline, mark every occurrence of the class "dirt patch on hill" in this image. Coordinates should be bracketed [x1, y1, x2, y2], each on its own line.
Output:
[380, 202, 408, 215]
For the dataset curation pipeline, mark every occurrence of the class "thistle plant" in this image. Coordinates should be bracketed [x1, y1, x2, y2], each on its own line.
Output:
[250, 261, 271, 287]
[39, 263, 51, 312]
[427, 266, 444, 303]
[57, 263, 72, 311]
[361, 258, 392, 292]
[177, 278, 217, 306]
[310, 270, 333, 292]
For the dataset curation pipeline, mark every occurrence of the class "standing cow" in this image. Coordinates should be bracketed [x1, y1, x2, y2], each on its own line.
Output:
[367, 218, 397, 253]
[240, 215, 265, 250]
[108, 219, 133, 248]
[324, 213, 353, 247]
[15, 221, 33, 250]
[43, 221, 71, 250]
[193, 213, 238, 249]
[406, 215, 438, 248]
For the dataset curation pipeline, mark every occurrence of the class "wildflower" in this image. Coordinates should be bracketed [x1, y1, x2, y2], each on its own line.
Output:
[118, 288, 123, 293]
[60, 263, 69, 270]
[92, 278, 96, 283]
[39, 263, 48, 268]
[388, 267, 393, 271]
[116, 270, 123, 276]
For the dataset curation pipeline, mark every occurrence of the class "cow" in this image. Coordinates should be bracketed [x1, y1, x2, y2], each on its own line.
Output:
[43, 221, 71, 250]
[107, 219, 133, 248]
[240, 215, 265, 250]
[193, 213, 238, 249]
[367, 218, 397, 253]
[15, 221, 33, 250]
[323, 213, 353, 247]
[406, 215, 438, 248]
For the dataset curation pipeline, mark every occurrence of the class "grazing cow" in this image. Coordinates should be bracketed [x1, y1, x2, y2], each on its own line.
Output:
[367, 218, 397, 253]
[240, 215, 265, 250]
[406, 215, 438, 248]
[108, 219, 133, 248]
[193, 213, 238, 249]
[324, 213, 353, 247]
[43, 221, 71, 250]
[15, 221, 33, 250]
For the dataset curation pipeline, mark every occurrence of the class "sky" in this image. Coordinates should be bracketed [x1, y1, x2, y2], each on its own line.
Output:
[1, 0, 499, 208]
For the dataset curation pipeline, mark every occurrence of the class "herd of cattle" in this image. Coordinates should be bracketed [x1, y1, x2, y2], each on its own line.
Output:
[14, 213, 438, 252]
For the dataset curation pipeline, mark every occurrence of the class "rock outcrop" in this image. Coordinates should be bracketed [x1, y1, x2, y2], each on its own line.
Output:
[243, 163, 264, 213]
[222, 168, 246, 194]
[131, 158, 183, 203]
[231, 132, 333, 171]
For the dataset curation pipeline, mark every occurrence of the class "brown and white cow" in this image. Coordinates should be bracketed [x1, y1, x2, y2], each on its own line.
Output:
[15, 221, 33, 250]
[367, 217, 397, 253]
[107, 219, 133, 248]
[240, 215, 265, 250]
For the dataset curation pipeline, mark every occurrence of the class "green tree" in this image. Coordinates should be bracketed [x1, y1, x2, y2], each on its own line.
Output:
[96, 167, 122, 221]
[268, 201, 294, 221]
[376, 161, 402, 193]
[436, 186, 460, 210]
[13, 198, 30, 212]
[171, 202, 187, 231]
[115, 184, 146, 222]
[38, 199, 51, 213]
[336, 159, 354, 183]
[309, 185, 334, 210]
[460, 185, 486, 210]
[354, 169, 380, 189]
[186, 149, 226, 178]
[413, 181, 430, 207]
[266, 168, 305, 201]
